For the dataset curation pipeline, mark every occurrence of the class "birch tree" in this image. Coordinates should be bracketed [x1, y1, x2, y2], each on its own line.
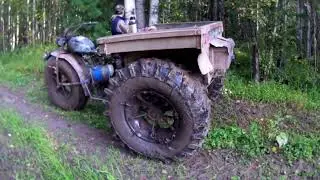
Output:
[149, 0, 159, 26]
[135, 0, 146, 29]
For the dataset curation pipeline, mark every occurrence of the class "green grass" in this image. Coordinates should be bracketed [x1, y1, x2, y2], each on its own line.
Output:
[205, 113, 320, 162]
[0, 45, 53, 88]
[225, 72, 320, 110]
[228, 49, 320, 110]
[0, 109, 115, 179]
[0, 109, 187, 179]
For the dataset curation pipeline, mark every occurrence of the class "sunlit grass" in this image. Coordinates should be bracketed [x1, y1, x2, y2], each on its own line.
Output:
[0, 109, 116, 179]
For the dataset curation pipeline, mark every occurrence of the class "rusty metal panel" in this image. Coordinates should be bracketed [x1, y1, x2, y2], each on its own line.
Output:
[102, 36, 199, 55]
[209, 47, 230, 72]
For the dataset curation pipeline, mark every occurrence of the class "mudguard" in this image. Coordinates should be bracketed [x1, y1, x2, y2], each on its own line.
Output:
[49, 49, 89, 96]
[197, 36, 235, 75]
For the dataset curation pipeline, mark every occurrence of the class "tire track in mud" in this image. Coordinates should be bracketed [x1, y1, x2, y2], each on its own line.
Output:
[0, 86, 121, 154]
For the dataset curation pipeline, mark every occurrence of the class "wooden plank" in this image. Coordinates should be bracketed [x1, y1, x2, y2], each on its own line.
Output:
[97, 28, 200, 44]
[102, 36, 199, 54]
[155, 21, 220, 29]
[97, 22, 223, 45]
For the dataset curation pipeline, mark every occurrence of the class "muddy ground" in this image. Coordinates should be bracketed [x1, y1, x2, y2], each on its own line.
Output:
[0, 86, 319, 179]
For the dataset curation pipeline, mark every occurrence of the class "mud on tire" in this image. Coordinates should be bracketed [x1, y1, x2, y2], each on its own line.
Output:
[45, 57, 88, 110]
[106, 59, 211, 160]
[207, 70, 225, 101]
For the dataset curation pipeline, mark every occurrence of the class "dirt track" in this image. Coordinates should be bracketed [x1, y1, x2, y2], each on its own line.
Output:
[0, 86, 318, 179]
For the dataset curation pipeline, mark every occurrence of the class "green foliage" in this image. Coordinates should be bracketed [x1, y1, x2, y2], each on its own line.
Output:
[227, 49, 320, 110]
[283, 134, 320, 161]
[205, 122, 267, 157]
[225, 72, 320, 110]
[273, 58, 320, 90]
[0, 45, 54, 87]
[67, 0, 114, 39]
[206, 120, 320, 161]
[232, 49, 320, 90]
[0, 109, 117, 179]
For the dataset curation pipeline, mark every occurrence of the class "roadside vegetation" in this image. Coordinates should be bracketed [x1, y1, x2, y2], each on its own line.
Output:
[205, 49, 320, 162]
[0, 109, 116, 179]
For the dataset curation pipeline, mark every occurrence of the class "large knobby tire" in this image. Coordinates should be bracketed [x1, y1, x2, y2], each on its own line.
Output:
[45, 57, 88, 110]
[106, 59, 211, 160]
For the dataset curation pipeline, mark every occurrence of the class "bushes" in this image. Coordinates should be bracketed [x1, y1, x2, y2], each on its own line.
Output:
[226, 49, 320, 110]
[232, 49, 319, 90]
[273, 58, 319, 90]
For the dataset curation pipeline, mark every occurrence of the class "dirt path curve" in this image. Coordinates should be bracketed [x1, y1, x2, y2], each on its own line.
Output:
[0, 86, 122, 154]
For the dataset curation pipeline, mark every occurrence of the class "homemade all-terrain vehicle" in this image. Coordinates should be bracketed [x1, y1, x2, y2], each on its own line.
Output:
[44, 21, 235, 160]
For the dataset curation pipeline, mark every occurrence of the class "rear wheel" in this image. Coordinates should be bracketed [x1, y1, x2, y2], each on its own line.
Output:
[45, 57, 88, 110]
[207, 70, 225, 101]
[106, 59, 211, 159]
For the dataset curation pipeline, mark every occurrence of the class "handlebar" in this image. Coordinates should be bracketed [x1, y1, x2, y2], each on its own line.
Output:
[56, 21, 98, 47]
[63, 21, 98, 37]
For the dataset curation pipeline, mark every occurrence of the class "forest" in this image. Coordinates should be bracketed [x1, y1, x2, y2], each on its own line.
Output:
[0, 0, 319, 86]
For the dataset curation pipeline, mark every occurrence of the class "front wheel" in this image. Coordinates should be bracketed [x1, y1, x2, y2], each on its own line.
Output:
[106, 59, 211, 159]
[45, 57, 88, 110]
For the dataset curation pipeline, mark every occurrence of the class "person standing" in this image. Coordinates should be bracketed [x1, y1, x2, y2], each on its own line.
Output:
[111, 5, 129, 35]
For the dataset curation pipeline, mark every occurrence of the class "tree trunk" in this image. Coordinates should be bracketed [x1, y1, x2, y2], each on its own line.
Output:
[32, 0, 36, 45]
[135, 0, 146, 29]
[149, 0, 159, 26]
[252, 43, 260, 82]
[305, 1, 312, 58]
[296, 0, 303, 56]
[8, 1, 11, 51]
[42, 0, 46, 42]
[313, 3, 317, 71]
[0, 0, 4, 52]
[317, 10, 320, 71]
[15, 14, 19, 49]
[124, 0, 136, 19]
[209, 0, 217, 20]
